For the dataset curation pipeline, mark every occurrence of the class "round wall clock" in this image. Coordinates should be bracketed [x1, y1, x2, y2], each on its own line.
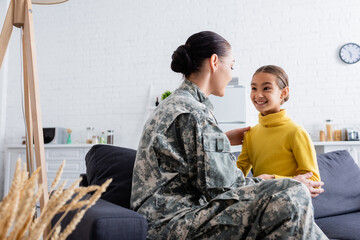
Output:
[339, 43, 360, 64]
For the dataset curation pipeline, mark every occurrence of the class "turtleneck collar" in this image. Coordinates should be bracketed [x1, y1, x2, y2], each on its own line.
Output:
[258, 109, 290, 127]
[179, 79, 214, 111]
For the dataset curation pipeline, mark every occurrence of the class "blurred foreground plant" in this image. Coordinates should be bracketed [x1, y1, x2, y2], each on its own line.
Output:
[0, 159, 111, 240]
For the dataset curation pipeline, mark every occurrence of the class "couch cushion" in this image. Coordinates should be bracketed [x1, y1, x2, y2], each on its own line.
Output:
[312, 150, 360, 219]
[53, 198, 148, 240]
[315, 211, 360, 240]
[85, 144, 137, 209]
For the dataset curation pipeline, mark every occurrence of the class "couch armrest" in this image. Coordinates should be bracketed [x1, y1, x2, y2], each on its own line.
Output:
[52, 197, 148, 240]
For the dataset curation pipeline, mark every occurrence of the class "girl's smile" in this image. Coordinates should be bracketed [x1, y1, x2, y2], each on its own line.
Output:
[254, 100, 268, 105]
[251, 72, 288, 116]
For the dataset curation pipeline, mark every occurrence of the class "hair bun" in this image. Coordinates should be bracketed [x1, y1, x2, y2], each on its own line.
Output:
[171, 44, 192, 75]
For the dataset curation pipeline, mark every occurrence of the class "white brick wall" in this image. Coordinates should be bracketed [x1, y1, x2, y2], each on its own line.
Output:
[1, 0, 360, 197]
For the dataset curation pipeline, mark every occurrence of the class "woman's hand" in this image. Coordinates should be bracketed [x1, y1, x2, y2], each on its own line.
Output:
[225, 126, 251, 146]
[293, 172, 325, 198]
[257, 174, 275, 180]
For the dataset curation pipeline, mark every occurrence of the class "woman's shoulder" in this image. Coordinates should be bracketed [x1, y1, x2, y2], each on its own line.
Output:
[166, 90, 210, 114]
[151, 90, 209, 125]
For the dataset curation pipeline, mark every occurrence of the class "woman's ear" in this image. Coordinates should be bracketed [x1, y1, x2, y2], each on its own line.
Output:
[209, 54, 219, 73]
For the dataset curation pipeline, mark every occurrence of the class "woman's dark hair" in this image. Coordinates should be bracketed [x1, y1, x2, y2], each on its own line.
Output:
[254, 65, 290, 104]
[171, 31, 231, 78]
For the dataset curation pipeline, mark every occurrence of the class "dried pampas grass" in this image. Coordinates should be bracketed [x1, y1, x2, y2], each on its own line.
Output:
[0, 159, 112, 240]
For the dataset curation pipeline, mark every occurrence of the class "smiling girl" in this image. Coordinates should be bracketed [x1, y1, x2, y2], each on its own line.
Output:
[237, 65, 321, 185]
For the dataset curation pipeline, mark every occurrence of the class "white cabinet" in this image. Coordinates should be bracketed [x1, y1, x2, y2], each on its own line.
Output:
[4, 144, 93, 196]
[314, 141, 360, 166]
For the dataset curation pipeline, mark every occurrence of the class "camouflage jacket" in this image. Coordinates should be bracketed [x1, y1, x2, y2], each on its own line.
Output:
[130, 80, 327, 240]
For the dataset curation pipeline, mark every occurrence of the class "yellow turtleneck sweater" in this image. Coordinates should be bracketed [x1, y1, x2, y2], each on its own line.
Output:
[237, 109, 321, 182]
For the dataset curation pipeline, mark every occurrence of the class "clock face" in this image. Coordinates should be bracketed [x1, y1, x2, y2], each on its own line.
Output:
[339, 43, 360, 64]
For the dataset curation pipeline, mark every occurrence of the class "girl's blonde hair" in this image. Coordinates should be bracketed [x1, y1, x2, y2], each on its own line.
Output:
[254, 65, 289, 103]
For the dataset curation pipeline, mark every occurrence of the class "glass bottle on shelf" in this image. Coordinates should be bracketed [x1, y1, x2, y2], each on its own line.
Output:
[99, 132, 106, 144]
[92, 135, 99, 144]
[333, 123, 342, 141]
[319, 127, 325, 142]
[107, 130, 114, 145]
[86, 127, 94, 144]
[21, 136, 26, 145]
[325, 120, 333, 141]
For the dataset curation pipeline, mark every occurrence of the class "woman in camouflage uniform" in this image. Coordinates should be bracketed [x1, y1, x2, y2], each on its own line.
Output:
[131, 31, 327, 239]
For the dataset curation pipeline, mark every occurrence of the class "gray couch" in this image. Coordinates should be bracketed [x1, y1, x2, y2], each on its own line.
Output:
[53, 145, 360, 240]
[52, 145, 148, 240]
[312, 150, 360, 239]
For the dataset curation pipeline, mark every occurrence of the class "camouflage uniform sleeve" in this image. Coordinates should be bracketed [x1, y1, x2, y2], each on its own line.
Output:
[164, 113, 208, 196]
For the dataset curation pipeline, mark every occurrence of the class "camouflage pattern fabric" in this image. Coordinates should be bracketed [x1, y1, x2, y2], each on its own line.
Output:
[131, 80, 327, 240]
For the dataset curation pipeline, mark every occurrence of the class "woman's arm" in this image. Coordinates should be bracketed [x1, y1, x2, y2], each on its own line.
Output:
[170, 113, 244, 196]
[225, 126, 250, 146]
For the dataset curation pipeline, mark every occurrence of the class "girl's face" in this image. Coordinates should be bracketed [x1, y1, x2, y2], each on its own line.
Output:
[250, 72, 288, 116]
[210, 51, 235, 97]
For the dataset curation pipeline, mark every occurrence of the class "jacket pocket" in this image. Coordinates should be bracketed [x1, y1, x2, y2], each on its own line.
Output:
[203, 132, 237, 189]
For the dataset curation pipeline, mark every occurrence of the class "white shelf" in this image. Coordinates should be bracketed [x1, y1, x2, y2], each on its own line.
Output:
[4, 145, 94, 196]
[313, 141, 360, 146]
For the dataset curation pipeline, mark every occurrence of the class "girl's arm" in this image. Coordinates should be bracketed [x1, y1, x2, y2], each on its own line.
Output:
[291, 128, 321, 182]
[236, 134, 252, 177]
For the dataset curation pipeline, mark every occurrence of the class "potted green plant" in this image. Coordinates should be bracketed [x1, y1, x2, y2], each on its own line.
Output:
[161, 90, 172, 100]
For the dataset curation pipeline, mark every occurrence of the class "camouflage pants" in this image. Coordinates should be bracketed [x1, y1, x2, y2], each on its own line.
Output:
[163, 179, 327, 240]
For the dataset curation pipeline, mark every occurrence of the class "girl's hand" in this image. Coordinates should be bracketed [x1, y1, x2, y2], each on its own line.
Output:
[225, 126, 251, 146]
[257, 174, 275, 180]
[293, 172, 325, 198]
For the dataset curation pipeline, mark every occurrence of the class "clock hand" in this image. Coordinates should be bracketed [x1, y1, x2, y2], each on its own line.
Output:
[348, 51, 352, 58]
